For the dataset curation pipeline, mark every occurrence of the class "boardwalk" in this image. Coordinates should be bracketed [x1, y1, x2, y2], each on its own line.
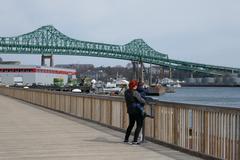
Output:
[0, 95, 201, 160]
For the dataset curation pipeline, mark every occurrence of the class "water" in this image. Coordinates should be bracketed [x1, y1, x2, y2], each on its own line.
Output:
[153, 87, 240, 108]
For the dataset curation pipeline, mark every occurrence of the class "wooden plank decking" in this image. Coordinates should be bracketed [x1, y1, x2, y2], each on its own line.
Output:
[0, 95, 201, 160]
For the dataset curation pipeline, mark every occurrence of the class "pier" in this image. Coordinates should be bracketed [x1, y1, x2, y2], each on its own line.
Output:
[0, 93, 200, 160]
[0, 86, 239, 160]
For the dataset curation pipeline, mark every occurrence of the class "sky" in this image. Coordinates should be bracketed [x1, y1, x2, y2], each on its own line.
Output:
[0, 0, 240, 67]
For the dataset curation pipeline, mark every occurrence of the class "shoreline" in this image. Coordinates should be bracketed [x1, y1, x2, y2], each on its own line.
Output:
[181, 84, 240, 87]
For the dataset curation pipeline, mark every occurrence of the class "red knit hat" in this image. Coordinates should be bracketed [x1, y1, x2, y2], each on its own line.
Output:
[129, 80, 138, 90]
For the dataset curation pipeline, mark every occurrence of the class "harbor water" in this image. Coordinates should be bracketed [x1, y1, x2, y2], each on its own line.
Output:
[153, 87, 240, 108]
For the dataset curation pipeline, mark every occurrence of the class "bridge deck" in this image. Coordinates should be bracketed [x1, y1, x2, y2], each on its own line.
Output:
[0, 95, 201, 160]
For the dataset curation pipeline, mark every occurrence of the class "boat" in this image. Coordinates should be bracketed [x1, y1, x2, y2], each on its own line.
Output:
[160, 78, 181, 88]
[146, 85, 166, 96]
[173, 83, 181, 88]
[103, 87, 122, 94]
[102, 78, 129, 94]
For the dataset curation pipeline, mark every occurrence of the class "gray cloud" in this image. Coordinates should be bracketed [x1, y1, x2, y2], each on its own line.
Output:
[0, 0, 240, 67]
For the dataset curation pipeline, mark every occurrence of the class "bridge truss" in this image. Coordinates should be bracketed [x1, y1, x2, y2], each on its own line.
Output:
[0, 25, 239, 75]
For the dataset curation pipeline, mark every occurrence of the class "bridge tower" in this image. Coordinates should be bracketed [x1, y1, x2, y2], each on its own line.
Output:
[131, 60, 145, 83]
[132, 61, 137, 80]
[132, 61, 139, 80]
[41, 54, 54, 67]
[159, 67, 164, 79]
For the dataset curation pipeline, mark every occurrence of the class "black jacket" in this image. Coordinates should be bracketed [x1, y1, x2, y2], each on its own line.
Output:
[124, 89, 145, 114]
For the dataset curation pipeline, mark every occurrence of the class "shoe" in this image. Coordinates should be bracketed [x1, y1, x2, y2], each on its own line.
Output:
[137, 134, 143, 142]
[123, 140, 131, 144]
[131, 141, 141, 145]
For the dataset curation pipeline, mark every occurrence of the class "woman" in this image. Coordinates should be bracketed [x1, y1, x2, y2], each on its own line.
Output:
[124, 80, 146, 144]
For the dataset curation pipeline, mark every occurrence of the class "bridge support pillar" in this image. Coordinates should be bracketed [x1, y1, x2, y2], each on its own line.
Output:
[131, 60, 144, 82]
[136, 61, 139, 80]
[160, 67, 164, 79]
[140, 61, 144, 83]
[132, 61, 136, 80]
[190, 65, 194, 78]
[41, 54, 54, 67]
[149, 63, 152, 86]
[132, 61, 140, 80]
[169, 67, 172, 79]
[190, 72, 194, 78]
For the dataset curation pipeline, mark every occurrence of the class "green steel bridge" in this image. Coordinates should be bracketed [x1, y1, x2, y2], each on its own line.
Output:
[0, 25, 239, 76]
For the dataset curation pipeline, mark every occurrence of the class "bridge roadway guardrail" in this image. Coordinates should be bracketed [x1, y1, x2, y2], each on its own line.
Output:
[0, 86, 239, 160]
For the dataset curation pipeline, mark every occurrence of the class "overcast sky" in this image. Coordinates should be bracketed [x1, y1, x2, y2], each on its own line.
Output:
[0, 0, 239, 67]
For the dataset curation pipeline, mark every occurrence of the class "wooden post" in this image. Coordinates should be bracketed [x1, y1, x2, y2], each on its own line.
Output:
[173, 107, 178, 145]
[204, 111, 209, 154]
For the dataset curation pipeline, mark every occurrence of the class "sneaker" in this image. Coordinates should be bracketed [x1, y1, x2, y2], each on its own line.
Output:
[123, 140, 131, 144]
[138, 132, 143, 142]
[131, 141, 141, 145]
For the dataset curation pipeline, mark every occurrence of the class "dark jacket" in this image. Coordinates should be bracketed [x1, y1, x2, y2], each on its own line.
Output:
[136, 85, 148, 110]
[124, 89, 146, 114]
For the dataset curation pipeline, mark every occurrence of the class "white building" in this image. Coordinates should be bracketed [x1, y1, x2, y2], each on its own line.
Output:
[0, 65, 76, 85]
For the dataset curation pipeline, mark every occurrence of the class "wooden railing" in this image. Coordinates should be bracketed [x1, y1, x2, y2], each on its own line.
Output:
[0, 86, 239, 160]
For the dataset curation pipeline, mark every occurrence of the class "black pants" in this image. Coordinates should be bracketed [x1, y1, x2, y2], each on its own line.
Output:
[124, 111, 144, 142]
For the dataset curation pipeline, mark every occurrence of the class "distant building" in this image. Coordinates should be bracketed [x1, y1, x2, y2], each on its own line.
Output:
[55, 64, 94, 70]
[0, 57, 21, 65]
[0, 65, 76, 86]
[55, 64, 94, 78]
[0, 61, 21, 65]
